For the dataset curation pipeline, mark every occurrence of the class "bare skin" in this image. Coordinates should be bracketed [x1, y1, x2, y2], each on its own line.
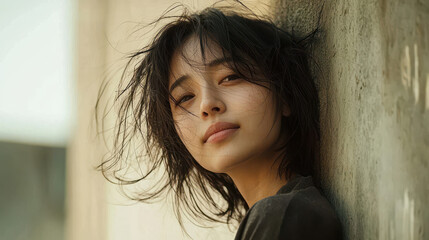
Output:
[168, 35, 292, 208]
[226, 149, 294, 208]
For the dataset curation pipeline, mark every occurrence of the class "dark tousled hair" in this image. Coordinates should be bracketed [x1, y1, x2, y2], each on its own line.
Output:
[96, 2, 320, 232]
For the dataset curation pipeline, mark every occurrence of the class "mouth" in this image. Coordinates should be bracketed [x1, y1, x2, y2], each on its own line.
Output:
[203, 122, 240, 143]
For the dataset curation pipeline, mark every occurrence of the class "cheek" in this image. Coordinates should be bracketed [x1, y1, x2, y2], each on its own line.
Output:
[234, 86, 281, 140]
[232, 85, 275, 117]
[173, 115, 199, 148]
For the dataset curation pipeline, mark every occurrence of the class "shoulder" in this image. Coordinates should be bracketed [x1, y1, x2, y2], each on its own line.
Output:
[235, 186, 342, 240]
[234, 193, 295, 240]
[279, 189, 343, 240]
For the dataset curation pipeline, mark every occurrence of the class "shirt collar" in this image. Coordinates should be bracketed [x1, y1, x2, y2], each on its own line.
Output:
[275, 174, 314, 195]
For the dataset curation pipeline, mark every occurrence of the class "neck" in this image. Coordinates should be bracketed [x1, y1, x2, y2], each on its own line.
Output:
[226, 151, 291, 208]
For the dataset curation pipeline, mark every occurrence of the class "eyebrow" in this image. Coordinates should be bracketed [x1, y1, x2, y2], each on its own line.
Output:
[169, 57, 233, 93]
[169, 75, 189, 94]
[207, 56, 233, 67]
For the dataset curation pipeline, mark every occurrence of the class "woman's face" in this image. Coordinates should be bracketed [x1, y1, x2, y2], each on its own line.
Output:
[168, 36, 289, 173]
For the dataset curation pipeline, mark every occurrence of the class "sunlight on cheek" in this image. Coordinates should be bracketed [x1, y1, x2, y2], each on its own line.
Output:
[231, 86, 272, 116]
[174, 119, 198, 145]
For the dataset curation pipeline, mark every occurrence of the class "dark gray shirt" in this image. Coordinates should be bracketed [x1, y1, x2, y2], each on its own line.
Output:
[234, 175, 342, 240]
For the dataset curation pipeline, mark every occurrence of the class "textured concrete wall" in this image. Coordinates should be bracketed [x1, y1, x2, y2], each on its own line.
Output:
[273, 0, 429, 239]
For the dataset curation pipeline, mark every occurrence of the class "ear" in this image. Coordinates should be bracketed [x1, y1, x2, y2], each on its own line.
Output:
[282, 102, 291, 117]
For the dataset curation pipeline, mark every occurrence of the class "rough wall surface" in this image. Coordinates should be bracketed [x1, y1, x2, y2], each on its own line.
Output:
[272, 0, 429, 239]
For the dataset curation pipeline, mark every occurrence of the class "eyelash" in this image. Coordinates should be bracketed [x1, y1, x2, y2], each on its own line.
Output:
[221, 74, 241, 83]
[175, 74, 241, 106]
[176, 95, 193, 105]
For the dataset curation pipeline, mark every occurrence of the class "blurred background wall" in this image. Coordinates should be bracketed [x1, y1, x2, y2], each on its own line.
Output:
[1, 0, 428, 240]
[0, 0, 74, 239]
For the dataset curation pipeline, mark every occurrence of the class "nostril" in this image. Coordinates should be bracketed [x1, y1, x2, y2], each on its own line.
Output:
[202, 106, 222, 117]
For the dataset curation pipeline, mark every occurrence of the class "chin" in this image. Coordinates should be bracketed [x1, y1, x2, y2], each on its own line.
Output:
[202, 155, 244, 174]
[204, 162, 230, 174]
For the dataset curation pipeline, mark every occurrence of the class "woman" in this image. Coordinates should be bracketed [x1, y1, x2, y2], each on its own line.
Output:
[98, 3, 342, 239]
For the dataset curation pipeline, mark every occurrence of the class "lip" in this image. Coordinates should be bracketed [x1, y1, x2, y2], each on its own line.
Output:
[203, 122, 240, 143]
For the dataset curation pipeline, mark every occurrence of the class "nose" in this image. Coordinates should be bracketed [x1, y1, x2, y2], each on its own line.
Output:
[200, 88, 226, 118]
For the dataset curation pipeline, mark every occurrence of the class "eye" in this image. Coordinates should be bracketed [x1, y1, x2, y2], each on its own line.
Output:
[175, 95, 194, 106]
[220, 74, 241, 84]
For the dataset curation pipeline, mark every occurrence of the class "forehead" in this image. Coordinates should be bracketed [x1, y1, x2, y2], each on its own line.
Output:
[168, 35, 225, 86]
